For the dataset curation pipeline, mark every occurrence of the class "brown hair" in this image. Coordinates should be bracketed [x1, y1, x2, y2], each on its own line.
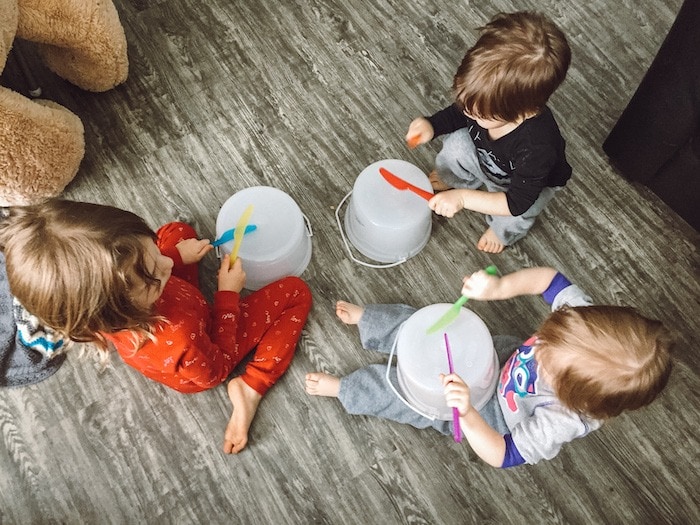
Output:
[452, 11, 571, 122]
[0, 199, 162, 348]
[535, 305, 673, 419]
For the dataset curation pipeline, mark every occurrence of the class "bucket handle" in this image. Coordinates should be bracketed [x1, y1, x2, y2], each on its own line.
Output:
[335, 191, 408, 269]
[385, 321, 438, 421]
[302, 212, 313, 237]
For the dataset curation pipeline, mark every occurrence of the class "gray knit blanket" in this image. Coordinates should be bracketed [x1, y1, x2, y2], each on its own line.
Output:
[0, 252, 65, 387]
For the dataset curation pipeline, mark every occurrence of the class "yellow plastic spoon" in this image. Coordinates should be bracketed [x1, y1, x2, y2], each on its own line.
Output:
[229, 204, 254, 265]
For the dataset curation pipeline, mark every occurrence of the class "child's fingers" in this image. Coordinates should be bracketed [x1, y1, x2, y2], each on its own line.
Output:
[225, 257, 244, 276]
[428, 193, 445, 213]
[198, 241, 214, 256]
[175, 237, 213, 264]
[406, 118, 426, 140]
[189, 239, 211, 256]
[429, 196, 456, 218]
[218, 257, 246, 293]
[462, 271, 479, 288]
[463, 269, 498, 297]
[406, 134, 421, 149]
[441, 372, 465, 387]
[462, 269, 488, 289]
[442, 375, 471, 412]
[406, 117, 422, 134]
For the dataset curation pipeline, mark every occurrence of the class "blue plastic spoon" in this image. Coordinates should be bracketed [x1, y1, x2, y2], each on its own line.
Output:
[211, 224, 257, 247]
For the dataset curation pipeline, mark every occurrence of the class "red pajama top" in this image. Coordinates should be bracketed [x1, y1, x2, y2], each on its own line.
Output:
[103, 222, 311, 395]
[105, 276, 241, 393]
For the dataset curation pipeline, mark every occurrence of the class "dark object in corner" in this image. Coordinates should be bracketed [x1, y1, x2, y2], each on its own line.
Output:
[603, 0, 700, 231]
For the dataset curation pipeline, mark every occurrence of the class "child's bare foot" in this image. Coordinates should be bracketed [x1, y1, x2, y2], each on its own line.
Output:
[305, 372, 341, 397]
[429, 171, 453, 192]
[335, 301, 363, 325]
[477, 227, 506, 254]
[223, 377, 262, 454]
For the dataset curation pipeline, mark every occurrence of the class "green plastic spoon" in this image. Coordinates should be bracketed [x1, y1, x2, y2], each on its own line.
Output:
[425, 265, 499, 334]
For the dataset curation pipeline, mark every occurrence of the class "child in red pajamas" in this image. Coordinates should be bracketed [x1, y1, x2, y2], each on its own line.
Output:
[0, 200, 312, 454]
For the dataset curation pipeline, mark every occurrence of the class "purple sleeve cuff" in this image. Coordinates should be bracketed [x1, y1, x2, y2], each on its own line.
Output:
[501, 433, 526, 468]
[542, 272, 572, 305]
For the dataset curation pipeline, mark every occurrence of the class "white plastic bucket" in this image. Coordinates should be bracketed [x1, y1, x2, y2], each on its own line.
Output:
[390, 304, 497, 420]
[341, 159, 432, 265]
[216, 186, 312, 290]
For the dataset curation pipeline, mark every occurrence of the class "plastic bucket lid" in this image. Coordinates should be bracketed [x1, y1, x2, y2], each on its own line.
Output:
[216, 186, 312, 290]
[396, 304, 497, 420]
[344, 159, 432, 263]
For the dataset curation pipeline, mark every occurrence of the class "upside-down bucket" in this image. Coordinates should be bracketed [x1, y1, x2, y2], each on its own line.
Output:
[340, 159, 433, 265]
[216, 186, 312, 290]
[391, 304, 498, 420]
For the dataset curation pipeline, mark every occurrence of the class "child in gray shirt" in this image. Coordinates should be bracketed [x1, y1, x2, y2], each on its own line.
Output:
[305, 267, 673, 467]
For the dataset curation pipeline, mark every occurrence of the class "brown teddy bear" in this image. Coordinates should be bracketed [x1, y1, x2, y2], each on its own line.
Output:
[0, 0, 128, 206]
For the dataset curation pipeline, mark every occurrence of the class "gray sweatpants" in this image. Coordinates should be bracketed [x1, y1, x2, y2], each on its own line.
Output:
[434, 128, 560, 246]
[337, 304, 518, 435]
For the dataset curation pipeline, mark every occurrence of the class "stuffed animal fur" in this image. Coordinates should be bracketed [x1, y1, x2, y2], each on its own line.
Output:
[0, 0, 128, 206]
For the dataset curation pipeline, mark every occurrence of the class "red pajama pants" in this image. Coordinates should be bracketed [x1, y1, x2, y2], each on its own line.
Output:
[156, 222, 312, 395]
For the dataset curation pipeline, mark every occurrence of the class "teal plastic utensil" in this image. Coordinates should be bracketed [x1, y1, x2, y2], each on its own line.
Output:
[211, 224, 257, 247]
[426, 265, 499, 334]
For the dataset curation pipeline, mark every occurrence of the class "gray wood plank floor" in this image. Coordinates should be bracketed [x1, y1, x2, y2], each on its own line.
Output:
[2, 0, 699, 523]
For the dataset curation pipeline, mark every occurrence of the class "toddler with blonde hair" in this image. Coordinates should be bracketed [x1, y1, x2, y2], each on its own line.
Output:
[0, 199, 312, 454]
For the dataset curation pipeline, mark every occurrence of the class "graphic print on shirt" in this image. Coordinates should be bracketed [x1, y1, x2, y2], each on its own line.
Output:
[499, 336, 539, 413]
[476, 147, 509, 181]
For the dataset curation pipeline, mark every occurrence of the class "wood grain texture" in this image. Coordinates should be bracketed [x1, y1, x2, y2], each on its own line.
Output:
[1, 0, 699, 523]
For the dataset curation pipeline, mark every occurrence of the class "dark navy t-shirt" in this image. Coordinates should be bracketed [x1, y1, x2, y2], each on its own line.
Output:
[427, 104, 572, 215]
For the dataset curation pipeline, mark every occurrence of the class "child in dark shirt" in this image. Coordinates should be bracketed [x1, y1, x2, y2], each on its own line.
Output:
[407, 11, 572, 253]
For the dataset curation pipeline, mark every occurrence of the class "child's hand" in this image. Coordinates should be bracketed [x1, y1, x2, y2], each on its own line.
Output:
[218, 256, 246, 293]
[428, 189, 464, 217]
[176, 238, 213, 264]
[406, 117, 434, 149]
[461, 269, 500, 300]
[441, 373, 472, 417]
